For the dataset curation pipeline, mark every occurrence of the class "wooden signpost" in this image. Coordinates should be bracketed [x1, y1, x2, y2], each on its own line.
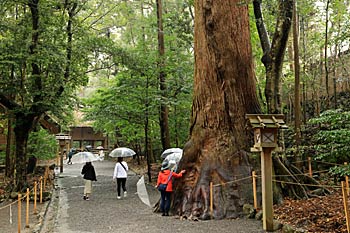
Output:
[246, 114, 288, 231]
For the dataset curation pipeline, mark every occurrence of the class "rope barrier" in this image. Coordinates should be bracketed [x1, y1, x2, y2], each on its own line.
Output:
[272, 179, 342, 189]
[0, 195, 25, 211]
[311, 169, 331, 174]
[289, 159, 344, 166]
[272, 169, 330, 177]
[0, 174, 49, 232]
[210, 171, 343, 189]
[0, 179, 39, 211]
[212, 176, 252, 187]
[290, 159, 309, 164]
[315, 160, 342, 166]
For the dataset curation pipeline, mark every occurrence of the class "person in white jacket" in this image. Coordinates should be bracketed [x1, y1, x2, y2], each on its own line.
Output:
[113, 157, 128, 199]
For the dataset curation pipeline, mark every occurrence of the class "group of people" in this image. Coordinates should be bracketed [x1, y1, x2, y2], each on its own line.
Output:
[80, 157, 128, 201]
[80, 155, 187, 217]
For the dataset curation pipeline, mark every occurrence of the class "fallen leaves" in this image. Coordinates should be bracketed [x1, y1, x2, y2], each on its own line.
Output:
[274, 190, 347, 233]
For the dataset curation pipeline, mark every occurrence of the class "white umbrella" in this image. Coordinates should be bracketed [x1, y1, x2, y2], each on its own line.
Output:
[161, 148, 183, 159]
[164, 153, 182, 164]
[96, 146, 104, 150]
[161, 148, 183, 172]
[71, 152, 99, 164]
[136, 176, 151, 207]
[109, 147, 136, 158]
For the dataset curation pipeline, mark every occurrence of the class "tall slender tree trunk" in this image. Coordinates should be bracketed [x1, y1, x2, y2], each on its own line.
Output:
[293, 0, 302, 167]
[324, 0, 330, 108]
[174, 0, 260, 220]
[301, 17, 307, 124]
[156, 0, 170, 150]
[140, 0, 153, 181]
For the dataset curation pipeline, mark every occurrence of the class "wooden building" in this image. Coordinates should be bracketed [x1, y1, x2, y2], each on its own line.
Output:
[69, 126, 108, 150]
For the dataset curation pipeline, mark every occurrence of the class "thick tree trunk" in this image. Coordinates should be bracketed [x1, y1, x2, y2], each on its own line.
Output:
[14, 112, 36, 190]
[174, 0, 260, 220]
[5, 117, 15, 177]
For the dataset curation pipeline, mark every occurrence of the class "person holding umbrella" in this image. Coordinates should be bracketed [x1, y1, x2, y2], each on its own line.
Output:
[113, 157, 128, 199]
[67, 148, 76, 165]
[81, 161, 97, 201]
[156, 160, 186, 216]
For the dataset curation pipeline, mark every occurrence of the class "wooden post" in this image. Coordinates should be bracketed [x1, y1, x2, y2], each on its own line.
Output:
[34, 181, 37, 214]
[245, 114, 287, 232]
[56, 148, 59, 169]
[18, 193, 21, 233]
[345, 162, 349, 196]
[252, 171, 258, 209]
[308, 157, 312, 177]
[40, 176, 43, 204]
[26, 188, 29, 228]
[261, 148, 273, 231]
[342, 181, 350, 233]
[60, 146, 64, 173]
[44, 166, 48, 190]
[210, 182, 213, 218]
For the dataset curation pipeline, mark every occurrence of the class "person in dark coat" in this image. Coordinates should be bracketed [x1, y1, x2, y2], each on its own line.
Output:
[67, 148, 75, 165]
[81, 161, 97, 201]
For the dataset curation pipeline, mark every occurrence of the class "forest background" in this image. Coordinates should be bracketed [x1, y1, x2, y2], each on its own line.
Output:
[0, 0, 350, 230]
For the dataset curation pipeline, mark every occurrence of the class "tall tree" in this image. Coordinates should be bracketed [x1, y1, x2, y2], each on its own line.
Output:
[293, 0, 302, 165]
[324, 0, 331, 108]
[0, 0, 89, 190]
[156, 0, 171, 150]
[174, 0, 261, 219]
[253, 0, 293, 114]
[252, 0, 327, 200]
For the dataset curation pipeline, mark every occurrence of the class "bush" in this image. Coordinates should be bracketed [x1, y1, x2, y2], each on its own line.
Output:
[27, 128, 58, 160]
[308, 109, 350, 163]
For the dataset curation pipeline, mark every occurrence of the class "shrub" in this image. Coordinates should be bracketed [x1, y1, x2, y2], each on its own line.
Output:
[27, 128, 58, 160]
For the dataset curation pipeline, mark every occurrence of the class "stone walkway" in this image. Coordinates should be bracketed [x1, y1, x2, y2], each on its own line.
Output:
[2, 159, 265, 233]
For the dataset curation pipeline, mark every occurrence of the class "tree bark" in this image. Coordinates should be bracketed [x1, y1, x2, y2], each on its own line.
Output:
[5, 117, 15, 177]
[324, 0, 330, 108]
[293, 0, 302, 167]
[253, 0, 293, 114]
[14, 112, 37, 190]
[156, 0, 170, 150]
[174, 0, 260, 220]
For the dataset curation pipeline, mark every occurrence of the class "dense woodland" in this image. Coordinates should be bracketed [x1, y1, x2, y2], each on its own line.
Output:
[1, 0, 350, 221]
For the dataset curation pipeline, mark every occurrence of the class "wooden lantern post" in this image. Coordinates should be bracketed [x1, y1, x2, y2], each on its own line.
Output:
[246, 114, 288, 232]
[55, 134, 72, 173]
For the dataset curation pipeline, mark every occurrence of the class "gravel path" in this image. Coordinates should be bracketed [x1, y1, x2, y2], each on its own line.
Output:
[37, 159, 265, 233]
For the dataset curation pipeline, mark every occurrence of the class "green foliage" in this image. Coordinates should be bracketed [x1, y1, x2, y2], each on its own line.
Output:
[81, 0, 194, 152]
[27, 128, 58, 160]
[329, 164, 350, 178]
[308, 109, 350, 163]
